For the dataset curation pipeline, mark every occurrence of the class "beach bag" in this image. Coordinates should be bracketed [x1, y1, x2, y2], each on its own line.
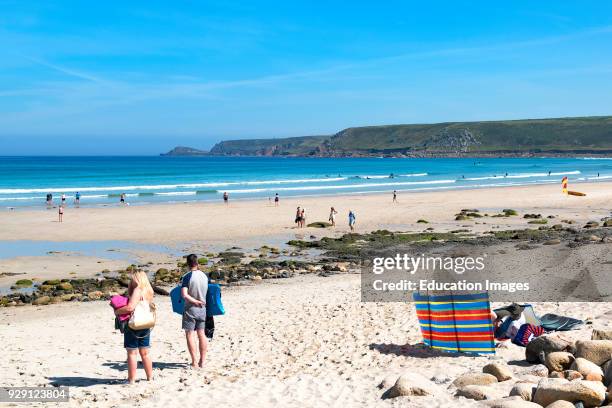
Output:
[114, 316, 128, 333]
[128, 299, 156, 330]
[170, 285, 184, 315]
[512, 323, 545, 347]
[206, 284, 225, 316]
[205, 316, 215, 339]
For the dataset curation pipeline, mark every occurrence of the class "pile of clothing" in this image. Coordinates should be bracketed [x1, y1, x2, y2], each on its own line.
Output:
[493, 303, 584, 347]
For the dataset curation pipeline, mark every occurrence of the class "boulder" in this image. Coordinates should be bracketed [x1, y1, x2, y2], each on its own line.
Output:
[509, 382, 536, 401]
[57, 282, 73, 291]
[570, 358, 604, 382]
[452, 372, 498, 388]
[382, 372, 439, 398]
[592, 329, 612, 340]
[545, 352, 575, 372]
[602, 360, 611, 387]
[483, 362, 514, 381]
[32, 296, 50, 306]
[533, 378, 606, 407]
[526, 335, 575, 363]
[455, 384, 496, 400]
[575, 340, 612, 366]
[377, 374, 397, 390]
[545, 401, 576, 408]
[483, 398, 543, 408]
[561, 370, 583, 381]
[528, 364, 551, 377]
[87, 290, 104, 301]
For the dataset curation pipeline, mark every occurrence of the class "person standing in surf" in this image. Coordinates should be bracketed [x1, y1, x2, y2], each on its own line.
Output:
[75, 191, 81, 206]
[223, 192, 229, 205]
[274, 193, 279, 206]
[46, 193, 53, 207]
[120, 193, 126, 205]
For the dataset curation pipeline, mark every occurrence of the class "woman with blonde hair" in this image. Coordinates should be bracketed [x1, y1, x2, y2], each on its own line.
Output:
[114, 270, 155, 384]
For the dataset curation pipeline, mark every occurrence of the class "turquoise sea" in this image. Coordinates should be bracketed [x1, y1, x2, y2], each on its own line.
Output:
[0, 156, 610, 208]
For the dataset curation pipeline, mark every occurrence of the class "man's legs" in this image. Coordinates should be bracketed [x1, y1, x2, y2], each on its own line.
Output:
[185, 330, 198, 368]
[196, 329, 208, 367]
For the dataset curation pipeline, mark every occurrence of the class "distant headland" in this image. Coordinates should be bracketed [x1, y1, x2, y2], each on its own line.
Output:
[162, 115, 612, 158]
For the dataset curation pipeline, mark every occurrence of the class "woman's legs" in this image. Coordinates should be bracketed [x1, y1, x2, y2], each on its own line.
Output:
[139, 347, 153, 381]
[126, 349, 138, 383]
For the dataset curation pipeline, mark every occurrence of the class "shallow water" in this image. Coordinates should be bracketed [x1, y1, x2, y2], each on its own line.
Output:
[1, 156, 610, 208]
[0, 240, 179, 261]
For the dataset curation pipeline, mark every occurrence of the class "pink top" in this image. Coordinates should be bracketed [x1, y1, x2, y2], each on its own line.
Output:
[109, 294, 131, 321]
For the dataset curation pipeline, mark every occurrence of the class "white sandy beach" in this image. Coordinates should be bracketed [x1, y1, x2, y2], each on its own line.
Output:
[1, 273, 611, 408]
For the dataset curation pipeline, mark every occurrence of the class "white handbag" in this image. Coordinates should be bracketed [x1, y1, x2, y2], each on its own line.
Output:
[128, 299, 156, 330]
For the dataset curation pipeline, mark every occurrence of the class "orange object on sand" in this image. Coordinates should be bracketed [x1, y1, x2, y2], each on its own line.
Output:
[561, 177, 585, 196]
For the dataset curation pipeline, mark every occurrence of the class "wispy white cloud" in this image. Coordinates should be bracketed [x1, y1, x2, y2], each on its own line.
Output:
[22, 55, 106, 83]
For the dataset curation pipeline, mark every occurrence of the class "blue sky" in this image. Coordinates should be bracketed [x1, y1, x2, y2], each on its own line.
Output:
[1, 1, 612, 155]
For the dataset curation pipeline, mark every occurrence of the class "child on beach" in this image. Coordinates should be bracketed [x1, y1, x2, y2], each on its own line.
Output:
[329, 207, 338, 226]
[181, 254, 209, 368]
[348, 210, 356, 231]
[113, 270, 155, 384]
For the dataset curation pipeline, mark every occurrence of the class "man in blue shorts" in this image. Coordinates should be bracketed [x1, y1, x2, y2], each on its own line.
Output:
[181, 254, 209, 368]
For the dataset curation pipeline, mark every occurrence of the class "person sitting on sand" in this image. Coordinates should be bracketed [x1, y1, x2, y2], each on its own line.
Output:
[181, 254, 209, 368]
[113, 270, 155, 384]
[348, 210, 356, 231]
[58, 205, 64, 222]
[329, 207, 338, 226]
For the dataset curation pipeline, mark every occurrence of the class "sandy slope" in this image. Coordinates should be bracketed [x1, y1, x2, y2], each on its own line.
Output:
[1, 273, 611, 408]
